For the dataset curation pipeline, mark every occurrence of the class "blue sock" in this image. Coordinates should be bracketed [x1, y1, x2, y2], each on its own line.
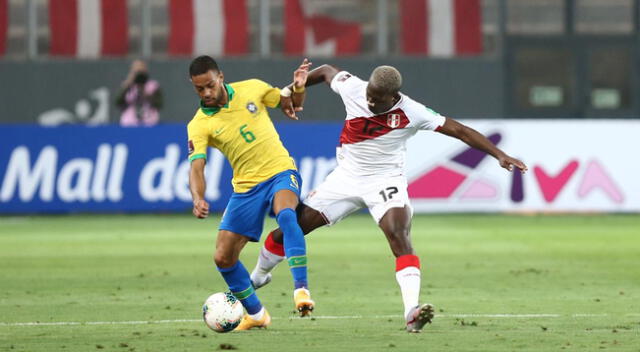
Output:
[276, 208, 308, 289]
[217, 261, 262, 314]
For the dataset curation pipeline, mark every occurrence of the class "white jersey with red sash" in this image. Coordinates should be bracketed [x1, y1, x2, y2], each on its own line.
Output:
[330, 71, 446, 177]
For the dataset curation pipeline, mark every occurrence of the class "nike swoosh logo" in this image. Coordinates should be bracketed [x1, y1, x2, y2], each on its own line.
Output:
[215, 128, 223, 134]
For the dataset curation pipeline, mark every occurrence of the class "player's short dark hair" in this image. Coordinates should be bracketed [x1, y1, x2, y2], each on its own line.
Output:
[189, 55, 220, 77]
[369, 66, 402, 95]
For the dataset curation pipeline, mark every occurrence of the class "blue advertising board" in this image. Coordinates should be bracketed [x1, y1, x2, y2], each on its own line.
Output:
[0, 123, 342, 213]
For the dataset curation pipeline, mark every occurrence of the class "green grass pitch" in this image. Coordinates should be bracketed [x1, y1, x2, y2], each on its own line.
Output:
[1, 214, 639, 351]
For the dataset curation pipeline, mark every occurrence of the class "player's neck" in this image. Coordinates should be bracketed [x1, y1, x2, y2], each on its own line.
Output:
[392, 94, 401, 106]
[216, 84, 229, 107]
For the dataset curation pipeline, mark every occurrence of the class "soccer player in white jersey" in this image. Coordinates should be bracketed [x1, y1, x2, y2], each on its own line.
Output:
[250, 63, 528, 333]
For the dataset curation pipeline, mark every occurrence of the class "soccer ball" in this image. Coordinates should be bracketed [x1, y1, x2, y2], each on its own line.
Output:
[202, 292, 244, 333]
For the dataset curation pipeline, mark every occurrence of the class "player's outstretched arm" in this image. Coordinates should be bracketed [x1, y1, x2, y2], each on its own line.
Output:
[189, 158, 210, 218]
[283, 63, 340, 91]
[437, 117, 528, 173]
[305, 64, 340, 87]
[280, 58, 312, 120]
[291, 58, 311, 108]
[280, 63, 341, 120]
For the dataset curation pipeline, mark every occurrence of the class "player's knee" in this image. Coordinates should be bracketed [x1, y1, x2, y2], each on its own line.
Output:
[213, 251, 236, 269]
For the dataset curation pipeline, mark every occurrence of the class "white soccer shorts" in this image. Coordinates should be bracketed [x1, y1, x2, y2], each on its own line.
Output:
[303, 167, 413, 225]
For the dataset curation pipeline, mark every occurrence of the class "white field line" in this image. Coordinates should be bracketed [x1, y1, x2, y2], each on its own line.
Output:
[0, 313, 637, 327]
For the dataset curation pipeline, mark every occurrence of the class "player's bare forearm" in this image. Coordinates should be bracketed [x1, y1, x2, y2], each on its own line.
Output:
[281, 58, 311, 120]
[444, 120, 503, 158]
[282, 64, 336, 117]
[291, 72, 306, 107]
[291, 90, 305, 109]
[189, 159, 206, 200]
[189, 171, 206, 202]
[301, 64, 340, 87]
[438, 118, 528, 173]
[189, 159, 210, 218]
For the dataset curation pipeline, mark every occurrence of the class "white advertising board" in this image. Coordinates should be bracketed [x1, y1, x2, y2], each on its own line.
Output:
[405, 120, 640, 212]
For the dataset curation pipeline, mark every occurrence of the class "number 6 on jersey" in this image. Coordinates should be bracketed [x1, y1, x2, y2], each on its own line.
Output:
[240, 124, 256, 143]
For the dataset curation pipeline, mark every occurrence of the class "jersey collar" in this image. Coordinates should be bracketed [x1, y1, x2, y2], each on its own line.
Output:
[375, 94, 404, 116]
[200, 83, 235, 116]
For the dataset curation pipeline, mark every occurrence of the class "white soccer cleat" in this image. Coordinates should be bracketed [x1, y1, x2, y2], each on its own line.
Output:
[250, 273, 272, 290]
[405, 303, 434, 333]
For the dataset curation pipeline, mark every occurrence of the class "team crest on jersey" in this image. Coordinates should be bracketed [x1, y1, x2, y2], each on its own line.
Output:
[246, 102, 258, 114]
[188, 140, 194, 154]
[387, 113, 401, 128]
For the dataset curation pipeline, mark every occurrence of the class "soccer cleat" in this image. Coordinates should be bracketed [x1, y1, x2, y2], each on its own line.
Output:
[250, 273, 272, 290]
[234, 309, 271, 331]
[405, 303, 434, 333]
[294, 288, 315, 317]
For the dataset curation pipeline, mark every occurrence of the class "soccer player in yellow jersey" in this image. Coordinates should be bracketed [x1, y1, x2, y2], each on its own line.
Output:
[187, 56, 314, 330]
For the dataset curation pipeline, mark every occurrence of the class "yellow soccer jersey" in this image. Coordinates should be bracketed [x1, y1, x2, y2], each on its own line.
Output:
[187, 79, 296, 193]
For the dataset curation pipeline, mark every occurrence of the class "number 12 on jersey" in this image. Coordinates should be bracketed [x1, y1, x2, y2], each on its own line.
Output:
[379, 187, 398, 202]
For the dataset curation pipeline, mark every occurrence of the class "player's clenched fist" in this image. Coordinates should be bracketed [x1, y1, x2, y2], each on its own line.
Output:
[193, 199, 210, 218]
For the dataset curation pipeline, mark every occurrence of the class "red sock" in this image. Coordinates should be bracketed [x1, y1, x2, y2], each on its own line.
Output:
[396, 254, 421, 272]
[264, 231, 285, 257]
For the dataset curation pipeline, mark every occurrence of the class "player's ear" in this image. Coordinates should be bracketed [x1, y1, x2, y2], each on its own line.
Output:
[218, 71, 224, 84]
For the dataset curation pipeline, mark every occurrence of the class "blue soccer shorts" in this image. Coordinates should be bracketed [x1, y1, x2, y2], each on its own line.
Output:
[219, 169, 301, 242]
